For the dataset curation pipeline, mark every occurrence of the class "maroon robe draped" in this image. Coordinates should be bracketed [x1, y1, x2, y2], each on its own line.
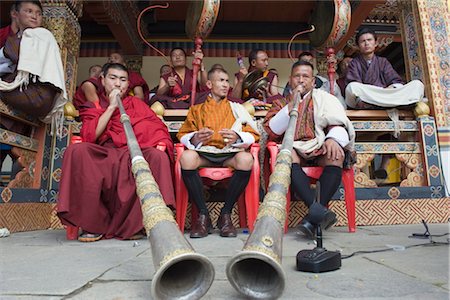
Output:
[0, 25, 13, 48]
[0, 33, 59, 119]
[128, 71, 150, 104]
[150, 67, 207, 108]
[57, 95, 175, 240]
[72, 77, 103, 111]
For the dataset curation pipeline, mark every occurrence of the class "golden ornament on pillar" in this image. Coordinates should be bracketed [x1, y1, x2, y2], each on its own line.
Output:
[242, 101, 255, 117]
[64, 102, 78, 120]
[414, 101, 430, 117]
[150, 101, 165, 118]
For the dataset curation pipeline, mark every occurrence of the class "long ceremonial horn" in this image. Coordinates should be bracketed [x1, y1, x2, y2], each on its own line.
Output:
[226, 92, 306, 299]
[116, 94, 215, 300]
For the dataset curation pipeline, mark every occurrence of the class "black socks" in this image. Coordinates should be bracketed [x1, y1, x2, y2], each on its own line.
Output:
[291, 164, 343, 207]
[291, 163, 315, 207]
[221, 170, 251, 215]
[181, 169, 208, 214]
[318, 165, 342, 206]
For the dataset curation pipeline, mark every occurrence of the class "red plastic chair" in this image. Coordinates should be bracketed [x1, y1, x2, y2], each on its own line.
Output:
[175, 143, 260, 232]
[65, 136, 167, 240]
[266, 141, 356, 233]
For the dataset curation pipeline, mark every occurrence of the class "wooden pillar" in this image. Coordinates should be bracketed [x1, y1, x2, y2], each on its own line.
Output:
[41, 1, 83, 102]
[40, 1, 82, 192]
[399, 1, 425, 82]
[401, 0, 450, 194]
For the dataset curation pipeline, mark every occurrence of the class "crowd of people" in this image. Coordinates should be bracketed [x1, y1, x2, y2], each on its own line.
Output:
[1, 1, 425, 242]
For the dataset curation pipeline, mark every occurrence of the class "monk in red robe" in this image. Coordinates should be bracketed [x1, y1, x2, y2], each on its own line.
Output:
[151, 48, 208, 108]
[72, 64, 103, 111]
[108, 52, 150, 104]
[0, 4, 18, 48]
[57, 63, 175, 242]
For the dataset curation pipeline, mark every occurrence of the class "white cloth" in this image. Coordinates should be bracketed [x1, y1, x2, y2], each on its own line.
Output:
[326, 126, 350, 148]
[345, 80, 424, 108]
[292, 89, 355, 154]
[268, 105, 289, 135]
[229, 102, 259, 133]
[0, 27, 67, 136]
[180, 131, 198, 149]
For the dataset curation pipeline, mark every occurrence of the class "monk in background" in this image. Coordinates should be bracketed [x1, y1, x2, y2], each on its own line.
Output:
[231, 49, 281, 103]
[152, 47, 208, 108]
[108, 52, 150, 104]
[72, 64, 102, 110]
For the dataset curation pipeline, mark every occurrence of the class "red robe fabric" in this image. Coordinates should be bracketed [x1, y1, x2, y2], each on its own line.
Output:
[57, 96, 175, 240]
[128, 71, 150, 104]
[150, 67, 208, 108]
[0, 25, 13, 48]
[72, 77, 103, 111]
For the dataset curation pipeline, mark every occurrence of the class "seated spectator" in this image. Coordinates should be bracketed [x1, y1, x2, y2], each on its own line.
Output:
[345, 27, 424, 109]
[231, 49, 281, 103]
[210, 63, 224, 70]
[149, 64, 171, 95]
[108, 52, 150, 104]
[0, 0, 67, 131]
[57, 63, 175, 242]
[264, 61, 355, 239]
[72, 64, 103, 110]
[0, 3, 20, 175]
[0, 4, 19, 48]
[284, 52, 344, 106]
[177, 68, 260, 238]
[88, 64, 102, 79]
[152, 48, 208, 108]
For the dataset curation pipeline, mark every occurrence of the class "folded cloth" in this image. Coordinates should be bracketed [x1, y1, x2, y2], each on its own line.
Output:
[0, 27, 68, 136]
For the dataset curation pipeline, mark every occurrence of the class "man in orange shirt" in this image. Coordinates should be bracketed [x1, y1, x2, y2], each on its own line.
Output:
[177, 68, 260, 238]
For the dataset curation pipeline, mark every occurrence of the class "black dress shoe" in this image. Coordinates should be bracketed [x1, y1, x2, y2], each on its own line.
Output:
[217, 213, 237, 237]
[320, 209, 338, 230]
[296, 218, 316, 240]
[190, 214, 212, 238]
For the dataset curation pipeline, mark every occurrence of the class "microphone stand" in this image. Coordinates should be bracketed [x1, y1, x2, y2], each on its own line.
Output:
[296, 182, 342, 273]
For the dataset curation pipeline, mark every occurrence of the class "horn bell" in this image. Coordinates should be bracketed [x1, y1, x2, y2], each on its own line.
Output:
[226, 222, 286, 299]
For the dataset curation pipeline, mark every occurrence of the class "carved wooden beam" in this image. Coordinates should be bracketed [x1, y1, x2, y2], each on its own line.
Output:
[85, 1, 143, 55]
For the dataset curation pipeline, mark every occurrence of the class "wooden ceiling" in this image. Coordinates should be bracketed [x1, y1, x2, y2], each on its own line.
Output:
[1, 1, 398, 58]
[77, 0, 317, 40]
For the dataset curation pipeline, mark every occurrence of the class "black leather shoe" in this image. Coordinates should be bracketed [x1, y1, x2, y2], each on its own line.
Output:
[190, 214, 212, 238]
[296, 218, 316, 239]
[320, 209, 338, 230]
[217, 213, 237, 237]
